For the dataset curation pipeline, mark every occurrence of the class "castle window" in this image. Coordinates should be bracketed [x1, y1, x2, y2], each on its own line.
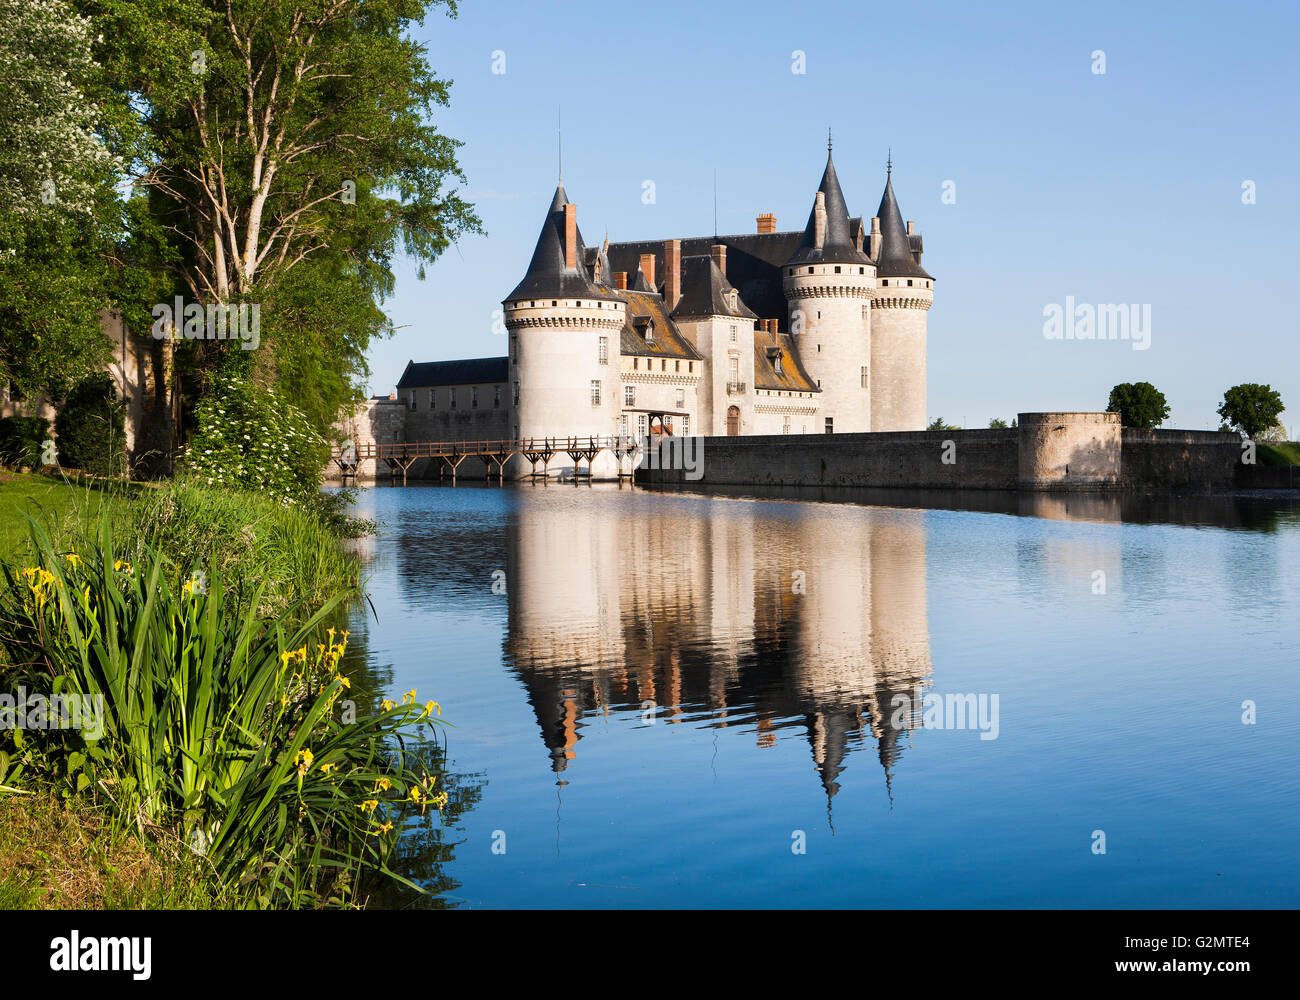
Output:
[689, 362, 694, 373]
[825, 417, 834, 434]
[512, 382, 519, 406]
[591, 380, 601, 406]
[807, 267, 813, 274]
[645, 321, 655, 344]
[675, 360, 680, 372]
[730, 325, 737, 343]
[859, 267, 865, 274]
[834, 266, 841, 274]
[408, 393, 416, 411]
[494, 386, 501, 407]
[908, 279, 913, 287]
[512, 337, 518, 363]
[676, 389, 685, 408]
[638, 414, 647, 437]
[633, 357, 638, 370]
[862, 305, 869, 320]
[661, 359, 666, 371]
[449, 388, 456, 409]
[882, 279, 888, 286]
[599, 336, 608, 364]
[471, 386, 479, 408]
[625, 384, 636, 407]
[552, 300, 557, 306]
[783, 415, 791, 434]
[576, 301, 581, 307]
[729, 291, 738, 310]
[861, 366, 868, 387]
[620, 414, 628, 437]
[682, 414, 690, 436]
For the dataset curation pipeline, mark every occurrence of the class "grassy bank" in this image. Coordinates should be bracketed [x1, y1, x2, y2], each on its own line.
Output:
[0, 472, 444, 909]
[1258, 441, 1300, 468]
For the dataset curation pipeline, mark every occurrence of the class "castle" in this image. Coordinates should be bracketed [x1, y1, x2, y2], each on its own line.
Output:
[386, 141, 934, 478]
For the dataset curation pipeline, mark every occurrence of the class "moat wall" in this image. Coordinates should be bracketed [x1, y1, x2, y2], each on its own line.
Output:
[637, 415, 1257, 491]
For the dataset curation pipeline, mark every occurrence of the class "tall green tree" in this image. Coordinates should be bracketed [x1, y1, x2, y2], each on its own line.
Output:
[1217, 384, 1284, 439]
[1107, 382, 1169, 428]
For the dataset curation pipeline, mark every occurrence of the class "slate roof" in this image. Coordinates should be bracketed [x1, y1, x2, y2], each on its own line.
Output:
[619, 291, 703, 361]
[785, 151, 872, 267]
[671, 255, 758, 319]
[397, 357, 508, 388]
[505, 183, 621, 302]
[609, 232, 801, 326]
[874, 172, 933, 280]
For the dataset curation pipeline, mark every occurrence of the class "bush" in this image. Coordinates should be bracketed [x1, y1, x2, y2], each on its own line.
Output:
[0, 518, 447, 908]
[0, 416, 50, 469]
[182, 374, 328, 503]
[54, 374, 126, 476]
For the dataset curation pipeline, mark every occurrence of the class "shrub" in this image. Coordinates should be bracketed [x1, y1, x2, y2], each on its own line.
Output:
[54, 374, 126, 476]
[0, 517, 447, 908]
[182, 374, 329, 504]
[0, 416, 50, 469]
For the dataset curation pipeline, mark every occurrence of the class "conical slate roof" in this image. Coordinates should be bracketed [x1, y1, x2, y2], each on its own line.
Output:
[505, 184, 620, 302]
[786, 149, 871, 267]
[874, 171, 933, 280]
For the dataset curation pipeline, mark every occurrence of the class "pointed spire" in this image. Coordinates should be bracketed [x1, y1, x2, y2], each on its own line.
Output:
[505, 182, 619, 302]
[874, 160, 932, 279]
[786, 140, 869, 266]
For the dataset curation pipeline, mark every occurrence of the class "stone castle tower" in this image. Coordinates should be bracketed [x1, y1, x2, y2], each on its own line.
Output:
[868, 160, 933, 432]
[502, 182, 626, 461]
[782, 142, 875, 434]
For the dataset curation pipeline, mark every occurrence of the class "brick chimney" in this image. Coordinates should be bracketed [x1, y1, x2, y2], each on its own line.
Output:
[564, 204, 577, 270]
[614, 271, 627, 290]
[638, 253, 655, 288]
[907, 220, 915, 236]
[756, 213, 776, 234]
[710, 244, 727, 279]
[664, 239, 681, 310]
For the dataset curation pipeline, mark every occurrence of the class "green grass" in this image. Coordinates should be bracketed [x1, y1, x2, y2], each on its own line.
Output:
[0, 793, 230, 909]
[1257, 441, 1300, 468]
[0, 473, 131, 564]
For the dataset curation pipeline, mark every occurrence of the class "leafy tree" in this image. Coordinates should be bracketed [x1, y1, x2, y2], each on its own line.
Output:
[1217, 384, 1285, 440]
[54, 373, 126, 475]
[1106, 382, 1169, 428]
[927, 417, 961, 431]
[988, 417, 1009, 429]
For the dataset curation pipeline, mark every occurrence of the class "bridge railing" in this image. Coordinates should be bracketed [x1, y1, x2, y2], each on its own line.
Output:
[331, 434, 666, 461]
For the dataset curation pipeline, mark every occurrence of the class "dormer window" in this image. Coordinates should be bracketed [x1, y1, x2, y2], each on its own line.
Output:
[728, 290, 738, 311]
[645, 320, 655, 344]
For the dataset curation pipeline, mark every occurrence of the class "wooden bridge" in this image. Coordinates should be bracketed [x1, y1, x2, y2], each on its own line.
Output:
[330, 436, 646, 485]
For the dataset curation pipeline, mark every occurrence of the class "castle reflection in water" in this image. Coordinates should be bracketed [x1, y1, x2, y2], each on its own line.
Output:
[501, 494, 934, 808]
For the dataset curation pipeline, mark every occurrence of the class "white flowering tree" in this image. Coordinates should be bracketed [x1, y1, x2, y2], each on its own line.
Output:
[0, 0, 114, 218]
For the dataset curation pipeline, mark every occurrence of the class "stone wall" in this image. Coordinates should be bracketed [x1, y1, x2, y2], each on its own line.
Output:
[1120, 428, 1244, 489]
[1018, 411, 1121, 490]
[637, 428, 1020, 489]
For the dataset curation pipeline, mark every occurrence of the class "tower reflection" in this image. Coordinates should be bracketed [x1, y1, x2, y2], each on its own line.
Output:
[503, 494, 934, 807]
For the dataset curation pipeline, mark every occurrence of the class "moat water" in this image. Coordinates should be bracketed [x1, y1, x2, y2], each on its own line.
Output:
[338, 483, 1300, 908]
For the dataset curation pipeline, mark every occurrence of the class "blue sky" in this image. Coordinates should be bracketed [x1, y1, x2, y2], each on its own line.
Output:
[372, 0, 1299, 431]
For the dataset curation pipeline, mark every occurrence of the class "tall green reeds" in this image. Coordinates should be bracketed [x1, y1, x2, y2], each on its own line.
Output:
[0, 516, 446, 908]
